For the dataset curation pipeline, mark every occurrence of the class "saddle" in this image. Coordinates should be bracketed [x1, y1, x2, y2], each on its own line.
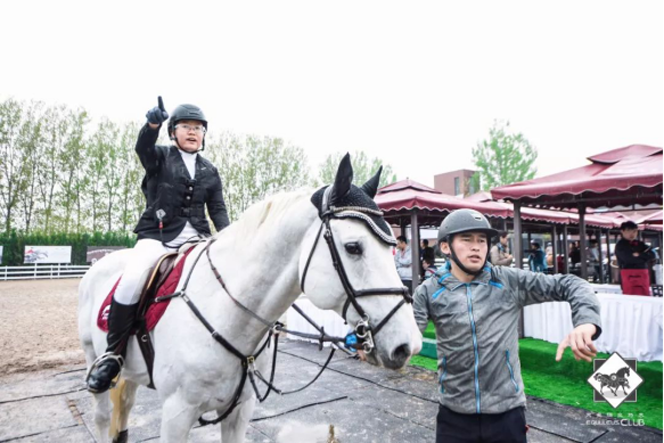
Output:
[97, 242, 199, 389]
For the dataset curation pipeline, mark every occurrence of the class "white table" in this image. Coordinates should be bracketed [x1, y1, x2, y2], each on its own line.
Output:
[524, 292, 663, 362]
[590, 283, 624, 295]
[286, 297, 348, 346]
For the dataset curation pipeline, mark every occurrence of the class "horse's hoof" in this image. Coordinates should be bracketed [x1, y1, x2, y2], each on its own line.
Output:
[112, 429, 128, 443]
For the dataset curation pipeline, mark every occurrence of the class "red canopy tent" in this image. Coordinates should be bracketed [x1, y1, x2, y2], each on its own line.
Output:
[376, 180, 510, 223]
[374, 179, 618, 279]
[491, 145, 662, 209]
[491, 145, 663, 278]
[375, 179, 511, 280]
[637, 210, 663, 225]
[465, 192, 615, 229]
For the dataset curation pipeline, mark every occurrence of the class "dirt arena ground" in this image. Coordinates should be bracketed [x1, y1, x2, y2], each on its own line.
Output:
[1, 279, 662, 442]
[0, 279, 85, 376]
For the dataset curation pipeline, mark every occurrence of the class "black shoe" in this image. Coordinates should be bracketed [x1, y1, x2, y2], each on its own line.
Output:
[87, 355, 123, 393]
[86, 300, 138, 393]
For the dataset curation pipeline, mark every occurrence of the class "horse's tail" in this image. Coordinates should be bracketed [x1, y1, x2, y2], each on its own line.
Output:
[109, 378, 127, 440]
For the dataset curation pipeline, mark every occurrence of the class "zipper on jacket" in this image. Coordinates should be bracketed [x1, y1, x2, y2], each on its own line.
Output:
[439, 356, 447, 393]
[465, 284, 481, 413]
[505, 350, 519, 393]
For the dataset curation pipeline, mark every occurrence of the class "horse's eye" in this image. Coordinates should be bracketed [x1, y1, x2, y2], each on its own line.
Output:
[344, 242, 363, 255]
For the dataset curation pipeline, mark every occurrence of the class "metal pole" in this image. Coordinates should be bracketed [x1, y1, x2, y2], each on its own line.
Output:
[513, 202, 524, 338]
[579, 205, 588, 279]
[410, 210, 420, 289]
[563, 225, 569, 274]
[513, 203, 523, 271]
[399, 217, 407, 239]
[552, 225, 558, 274]
[605, 229, 612, 283]
[597, 229, 604, 283]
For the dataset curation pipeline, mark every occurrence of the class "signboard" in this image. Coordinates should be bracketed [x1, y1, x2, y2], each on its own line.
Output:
[87, 246, 126, 264]
[24, 246, 72, 264]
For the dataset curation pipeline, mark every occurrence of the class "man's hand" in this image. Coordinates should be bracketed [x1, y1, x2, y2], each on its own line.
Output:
[146, 96, 169, 126]
[556, 323, 597, 362]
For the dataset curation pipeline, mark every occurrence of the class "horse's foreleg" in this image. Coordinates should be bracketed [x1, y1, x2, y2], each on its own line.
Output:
[84, 343, 112, 442]
[160, 392, 201, 443]
[91, 391, 112, 443]
[109, 378, 138, 443]
[220, 397, 256, 443]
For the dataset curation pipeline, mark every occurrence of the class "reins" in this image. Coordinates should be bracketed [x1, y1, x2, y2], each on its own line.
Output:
[155, 197, 412, 426]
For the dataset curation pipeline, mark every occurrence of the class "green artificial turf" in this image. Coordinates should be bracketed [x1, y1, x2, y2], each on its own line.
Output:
[411, 329, 663, 430]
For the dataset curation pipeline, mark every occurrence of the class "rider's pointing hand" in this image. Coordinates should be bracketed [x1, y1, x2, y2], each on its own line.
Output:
[146, 96, 169, 126]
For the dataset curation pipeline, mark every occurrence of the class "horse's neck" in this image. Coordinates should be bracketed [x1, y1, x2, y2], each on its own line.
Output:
[205, 196, 317, 351]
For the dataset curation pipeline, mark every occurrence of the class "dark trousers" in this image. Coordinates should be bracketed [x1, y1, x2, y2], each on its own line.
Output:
[436, 405, 528, 443]
[401, 279, 413, 295]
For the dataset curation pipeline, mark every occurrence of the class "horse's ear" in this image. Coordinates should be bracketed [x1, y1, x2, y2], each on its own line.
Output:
[331, 153, 353, 204]
[361, 166, 382, 199]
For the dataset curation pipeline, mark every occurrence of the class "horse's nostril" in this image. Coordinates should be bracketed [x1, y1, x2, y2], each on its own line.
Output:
[392, 344, 411, 365]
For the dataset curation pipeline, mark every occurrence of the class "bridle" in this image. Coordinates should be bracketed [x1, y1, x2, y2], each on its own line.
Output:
[155, 186, 412, 426]
[299, 186, 412, 354]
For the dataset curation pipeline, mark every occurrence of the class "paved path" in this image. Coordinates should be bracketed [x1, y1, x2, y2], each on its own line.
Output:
[0, 340, 661, 442]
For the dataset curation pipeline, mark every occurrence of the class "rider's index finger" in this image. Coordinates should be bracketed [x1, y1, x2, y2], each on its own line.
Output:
[158, 96, 165, 111]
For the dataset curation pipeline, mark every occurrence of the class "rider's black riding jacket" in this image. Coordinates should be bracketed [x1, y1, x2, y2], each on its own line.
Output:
[133, 123, 230, 242]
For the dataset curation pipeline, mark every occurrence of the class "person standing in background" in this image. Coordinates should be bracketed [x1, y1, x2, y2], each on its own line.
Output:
[490, 231, 513, 266]
[395, 235, 413, 294]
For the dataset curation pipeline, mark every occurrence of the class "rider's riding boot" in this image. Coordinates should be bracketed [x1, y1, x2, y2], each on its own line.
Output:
[87, 300, 138, 393]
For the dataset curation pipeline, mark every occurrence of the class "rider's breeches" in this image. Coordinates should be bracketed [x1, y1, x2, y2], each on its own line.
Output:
[113, 239, 177, 305]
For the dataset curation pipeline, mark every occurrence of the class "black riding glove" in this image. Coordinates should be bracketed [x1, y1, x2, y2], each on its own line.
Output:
[146, 106, 169, 125]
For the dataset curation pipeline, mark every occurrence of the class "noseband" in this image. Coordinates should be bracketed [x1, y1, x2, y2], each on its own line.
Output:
[300, 188, 412, 354]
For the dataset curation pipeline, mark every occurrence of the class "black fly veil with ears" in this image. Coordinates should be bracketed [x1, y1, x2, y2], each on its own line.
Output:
[310, 154, 396, 246]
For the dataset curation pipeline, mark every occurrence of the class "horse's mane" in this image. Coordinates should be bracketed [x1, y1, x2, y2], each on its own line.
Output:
[214, 189, 314, 247]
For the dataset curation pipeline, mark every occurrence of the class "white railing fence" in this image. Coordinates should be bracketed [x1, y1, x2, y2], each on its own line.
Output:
[0, 264, 90, 281]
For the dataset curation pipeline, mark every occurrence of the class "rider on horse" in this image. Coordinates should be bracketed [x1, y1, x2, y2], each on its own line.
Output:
[87, 98, 230, 393]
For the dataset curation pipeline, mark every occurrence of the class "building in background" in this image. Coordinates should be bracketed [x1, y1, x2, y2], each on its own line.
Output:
[434, 169, 477, 196]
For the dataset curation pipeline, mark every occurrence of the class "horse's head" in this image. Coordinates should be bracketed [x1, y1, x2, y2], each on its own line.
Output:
[299, 153, 422, 369]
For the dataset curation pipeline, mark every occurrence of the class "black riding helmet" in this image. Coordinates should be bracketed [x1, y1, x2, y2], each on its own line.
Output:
[168, 104, 208, 151]
[438, 209, 499, 276]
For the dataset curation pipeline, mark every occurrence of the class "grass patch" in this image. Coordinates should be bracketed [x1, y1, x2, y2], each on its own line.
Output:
[410, 332, 663, 430]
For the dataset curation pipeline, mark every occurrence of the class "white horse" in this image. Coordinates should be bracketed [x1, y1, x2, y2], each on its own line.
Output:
[78, 154, 422, 442]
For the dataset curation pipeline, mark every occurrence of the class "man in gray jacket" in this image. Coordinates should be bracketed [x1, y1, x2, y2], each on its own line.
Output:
[413, 209, 602, 443]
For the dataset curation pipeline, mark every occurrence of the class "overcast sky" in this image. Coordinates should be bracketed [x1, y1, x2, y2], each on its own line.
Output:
[2, 1, 662, 187]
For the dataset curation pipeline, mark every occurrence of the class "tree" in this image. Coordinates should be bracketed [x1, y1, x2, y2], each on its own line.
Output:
[206, 133, 310, 223]
[56, 108, 89, 233]
[316, 151, 397, 189]
[0, 98, 41, 233]
[471, 120, 538, 191]
[18, 101, 45, 232]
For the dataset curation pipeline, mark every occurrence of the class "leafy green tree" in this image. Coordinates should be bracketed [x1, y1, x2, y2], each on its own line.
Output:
[0, 98, 41, 233]
[36, 104, 71, 233]
[471, 120, 538, 191]
[57, 108, 89, 233]
[18, 101, 45, 232]
[206, 133, 310, 222]
[316, 151, 397, 189]
[116, 121, 144, 232]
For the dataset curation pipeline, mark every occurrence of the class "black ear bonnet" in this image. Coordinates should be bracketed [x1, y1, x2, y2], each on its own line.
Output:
[311, 184, 396, 246]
